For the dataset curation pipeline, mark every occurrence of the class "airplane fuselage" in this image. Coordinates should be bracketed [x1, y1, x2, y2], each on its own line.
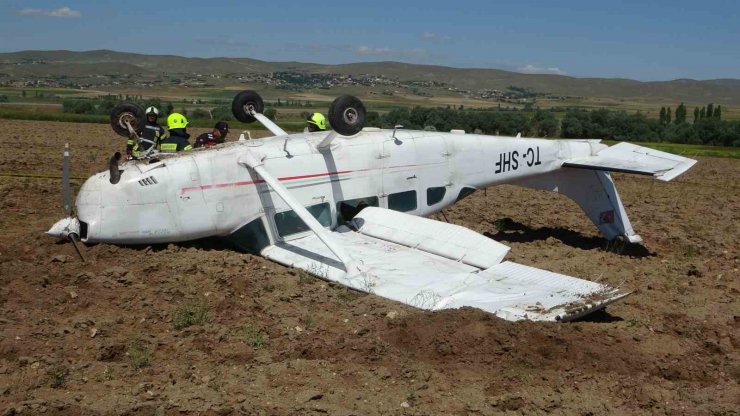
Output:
[74, 128, 603, 250]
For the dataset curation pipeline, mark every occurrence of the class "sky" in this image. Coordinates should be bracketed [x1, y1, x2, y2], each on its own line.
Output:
[0, 0, 738, 81]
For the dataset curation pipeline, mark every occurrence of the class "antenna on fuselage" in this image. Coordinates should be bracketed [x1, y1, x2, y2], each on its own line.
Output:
[392, 124, 403, 139]
[283, 137, 293, 158]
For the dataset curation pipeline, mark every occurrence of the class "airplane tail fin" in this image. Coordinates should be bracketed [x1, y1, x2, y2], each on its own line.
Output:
[562, 142, 696, 182]
[512, 142, 696, 242]
[512, 168, 642, 243]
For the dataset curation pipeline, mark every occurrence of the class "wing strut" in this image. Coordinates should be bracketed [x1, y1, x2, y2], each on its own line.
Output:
[251, 112, 288, 137]
[238, 150, 357, 274]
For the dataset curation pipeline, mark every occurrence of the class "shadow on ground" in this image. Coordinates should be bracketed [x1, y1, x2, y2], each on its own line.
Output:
[571, 308, 625, 323]
[484, 218, 654, 258]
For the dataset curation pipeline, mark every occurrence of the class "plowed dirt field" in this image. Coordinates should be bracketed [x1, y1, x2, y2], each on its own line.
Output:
[0, 119, 738, 415]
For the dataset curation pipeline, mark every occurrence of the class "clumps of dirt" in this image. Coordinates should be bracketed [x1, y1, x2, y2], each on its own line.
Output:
[0, 119, 738, 414]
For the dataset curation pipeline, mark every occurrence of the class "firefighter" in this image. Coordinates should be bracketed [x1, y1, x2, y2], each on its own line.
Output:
[306, 112, 327, 132]
[193, 121, 229, 148]
[159, 113, 193, 152]
[127, 106, 168, 158]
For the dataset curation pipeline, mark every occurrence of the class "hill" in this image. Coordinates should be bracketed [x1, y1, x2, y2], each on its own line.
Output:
[1, 49, 739, 105]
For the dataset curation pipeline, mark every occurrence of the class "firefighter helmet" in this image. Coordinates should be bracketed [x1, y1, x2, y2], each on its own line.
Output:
[307, 112, 327, 130]
[167, 113, 188, 129]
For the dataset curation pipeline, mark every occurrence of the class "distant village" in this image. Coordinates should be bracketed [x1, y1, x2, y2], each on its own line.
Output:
[0, 59, 566, 104]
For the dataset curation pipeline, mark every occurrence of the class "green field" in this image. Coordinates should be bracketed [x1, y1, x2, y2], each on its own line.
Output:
[2, 108, 738, 159]
[0, 107, 305, 132]
[2, 84, 739, 118]
[2, 84, 739, 155]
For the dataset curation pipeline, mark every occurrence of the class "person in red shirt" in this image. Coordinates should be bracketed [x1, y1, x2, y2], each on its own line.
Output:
[194, 121, 229, 148]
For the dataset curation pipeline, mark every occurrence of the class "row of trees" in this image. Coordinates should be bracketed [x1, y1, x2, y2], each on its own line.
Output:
[375, 106, 740, 147]
[57, 95, 737, 146]
[561, 109, 738, 146]
[62, 96, 175, 116]
[377, 107, 559, 137]
[272, 99, 314, 107]
[660, 103, 722, 125]
[62, 97, 279, 122]
[61, 96, 222, 120]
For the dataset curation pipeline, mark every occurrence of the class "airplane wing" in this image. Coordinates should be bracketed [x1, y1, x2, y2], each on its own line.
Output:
[261, 207, 629, 322]
[563, 142, 697, 181]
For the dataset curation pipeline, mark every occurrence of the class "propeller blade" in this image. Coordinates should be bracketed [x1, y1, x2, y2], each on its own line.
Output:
[63, 143, 71, 216]
[69, 234, 86, 263]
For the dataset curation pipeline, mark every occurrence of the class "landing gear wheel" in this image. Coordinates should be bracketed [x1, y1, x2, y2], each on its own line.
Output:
[328, 95, 366, 136]
[110, 102, 145, 137]
[231, 90, 264, 123]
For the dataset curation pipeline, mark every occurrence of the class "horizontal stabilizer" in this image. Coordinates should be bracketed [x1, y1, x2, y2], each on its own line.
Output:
[563, 142, 696, 181]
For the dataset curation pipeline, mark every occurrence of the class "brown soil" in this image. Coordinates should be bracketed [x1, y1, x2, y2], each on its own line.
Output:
[0, 119, 738, 415]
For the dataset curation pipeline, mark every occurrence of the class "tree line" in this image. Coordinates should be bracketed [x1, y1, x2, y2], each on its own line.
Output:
[659, 102, 722, 126]
[60, 96, 739, 146]
[62, 96, 277, 122]
[376, 105, 739, 147]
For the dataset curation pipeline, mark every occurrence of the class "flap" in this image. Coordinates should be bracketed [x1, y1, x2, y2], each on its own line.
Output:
[351, 207, 510, 269]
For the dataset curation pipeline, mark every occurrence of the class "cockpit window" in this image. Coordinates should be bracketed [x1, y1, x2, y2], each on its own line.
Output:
[274, 202, 331, 237]
[225, 217, 270, 254]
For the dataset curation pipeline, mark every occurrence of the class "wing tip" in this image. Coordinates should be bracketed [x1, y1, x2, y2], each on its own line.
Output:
[655, 158, 697, 182]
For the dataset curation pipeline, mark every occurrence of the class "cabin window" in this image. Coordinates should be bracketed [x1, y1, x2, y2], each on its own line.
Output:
[456, 187, 476, 202]
[274, 202, 331, 237]
[426, 187, 446, 206]
[388, 190, 417, 212]
[337, 196, 379, 223]
[225, 217, 270, 254]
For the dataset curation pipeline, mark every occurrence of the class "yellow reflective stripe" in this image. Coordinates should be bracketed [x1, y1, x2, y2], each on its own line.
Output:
[127, 139, 136, 145]
[184, 145, 192, 151]
[160, 143, 178, 152]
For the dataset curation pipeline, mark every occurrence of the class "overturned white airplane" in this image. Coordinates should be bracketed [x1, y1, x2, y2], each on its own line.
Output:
[48, 91, 696, 322]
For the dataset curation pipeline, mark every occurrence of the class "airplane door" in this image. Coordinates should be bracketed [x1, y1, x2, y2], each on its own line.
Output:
[413, 134, 451, 216]
[172, 157, 215, 238]
[380, 133, 419, 214]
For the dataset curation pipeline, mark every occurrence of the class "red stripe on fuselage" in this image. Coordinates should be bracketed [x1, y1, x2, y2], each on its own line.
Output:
[180, 170, 355, 194]
[179, 164, 421, 195]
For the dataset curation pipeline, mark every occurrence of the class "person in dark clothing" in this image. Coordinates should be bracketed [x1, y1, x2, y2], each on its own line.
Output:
[127, 106, 168, 158]
[159, 113, 192, 152]
[193, 121, 229, 148]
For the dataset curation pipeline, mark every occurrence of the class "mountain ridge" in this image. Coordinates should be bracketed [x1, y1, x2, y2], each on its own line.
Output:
[2, 49, 738, 105]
